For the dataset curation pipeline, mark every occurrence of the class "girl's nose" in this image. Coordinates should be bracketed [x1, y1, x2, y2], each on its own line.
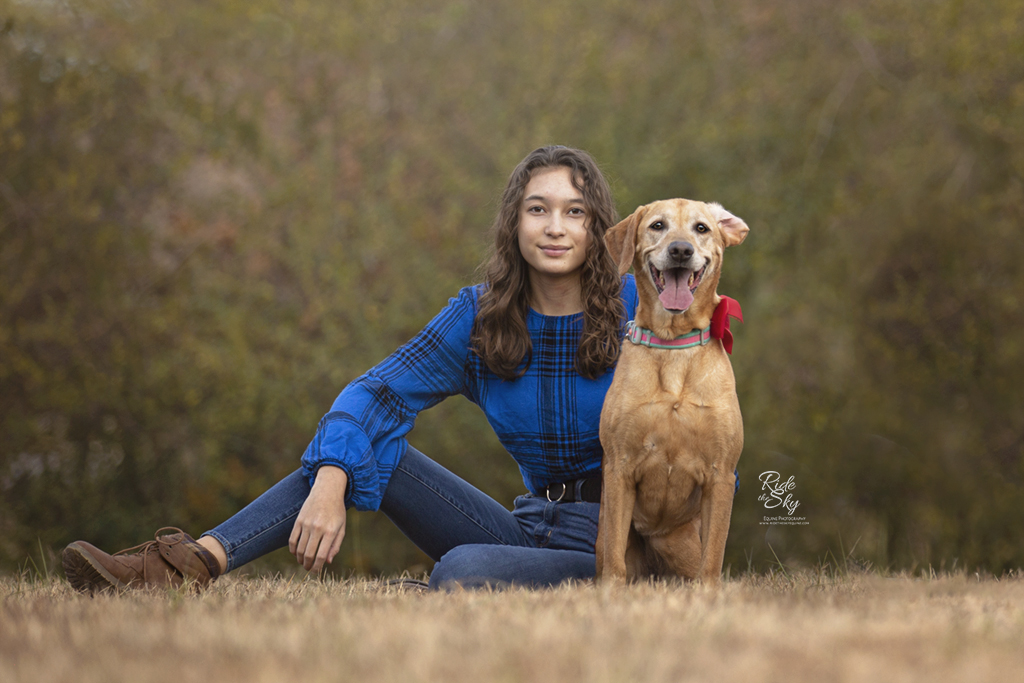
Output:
[546, 212, 566, 235]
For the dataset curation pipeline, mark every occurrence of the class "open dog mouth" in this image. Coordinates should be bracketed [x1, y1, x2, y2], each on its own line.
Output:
[649, 262, 706, 313]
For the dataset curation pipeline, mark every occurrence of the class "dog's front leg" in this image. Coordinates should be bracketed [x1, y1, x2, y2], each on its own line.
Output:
[697, 470, 737, 587]
[597, 460, 636, 586]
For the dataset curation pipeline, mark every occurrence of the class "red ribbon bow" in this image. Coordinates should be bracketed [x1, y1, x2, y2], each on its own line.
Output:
[710, 295, 743, 354]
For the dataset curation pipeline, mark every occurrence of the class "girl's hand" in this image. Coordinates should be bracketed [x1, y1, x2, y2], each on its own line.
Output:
[289, 465, 349, 573]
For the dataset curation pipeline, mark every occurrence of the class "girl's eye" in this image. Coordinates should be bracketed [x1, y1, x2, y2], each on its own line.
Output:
[569, 207, 586, 216]
[695, 223, 710, 233]
[527, 205, 544, 214]
[649, 221, 666, 231]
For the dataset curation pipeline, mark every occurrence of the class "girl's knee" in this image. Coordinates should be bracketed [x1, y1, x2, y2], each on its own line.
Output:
[429, 545, 509, 591]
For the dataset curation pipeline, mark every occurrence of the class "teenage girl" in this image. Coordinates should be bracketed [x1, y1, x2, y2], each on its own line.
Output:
[62, 145, 637, 591]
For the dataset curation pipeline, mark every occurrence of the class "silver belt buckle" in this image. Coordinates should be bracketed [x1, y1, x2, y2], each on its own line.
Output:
[546, 482, 566, 502]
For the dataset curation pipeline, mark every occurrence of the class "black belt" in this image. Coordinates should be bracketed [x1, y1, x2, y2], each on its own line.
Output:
[539, 475, 602, 503]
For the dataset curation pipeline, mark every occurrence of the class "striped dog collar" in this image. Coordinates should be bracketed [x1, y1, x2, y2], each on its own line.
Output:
[624, 321, 712, 350]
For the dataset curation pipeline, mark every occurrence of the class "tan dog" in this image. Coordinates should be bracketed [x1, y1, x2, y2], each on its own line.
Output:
[597, 199, 749, 587]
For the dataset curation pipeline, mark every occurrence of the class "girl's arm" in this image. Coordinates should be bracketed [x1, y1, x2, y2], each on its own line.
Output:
[289, 464, 348, 572]
[289, 287, 478, 571]
[300, 286, 478, 511]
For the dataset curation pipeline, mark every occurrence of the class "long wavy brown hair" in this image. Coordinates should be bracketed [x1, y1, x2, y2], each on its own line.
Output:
[472, 146, 624, 380]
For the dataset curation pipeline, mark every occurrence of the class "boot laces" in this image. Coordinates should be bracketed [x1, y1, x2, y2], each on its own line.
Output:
[112, 527, 187, 582]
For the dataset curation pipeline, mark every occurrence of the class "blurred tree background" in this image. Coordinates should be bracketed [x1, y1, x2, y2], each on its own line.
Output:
[1, 0, 1021, 576]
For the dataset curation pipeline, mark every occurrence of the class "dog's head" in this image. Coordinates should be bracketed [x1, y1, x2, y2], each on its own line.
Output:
[606, 199, 748, 328]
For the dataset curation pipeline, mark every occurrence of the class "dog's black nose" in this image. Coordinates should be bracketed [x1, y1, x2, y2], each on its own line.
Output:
[668, 241, 694, 263]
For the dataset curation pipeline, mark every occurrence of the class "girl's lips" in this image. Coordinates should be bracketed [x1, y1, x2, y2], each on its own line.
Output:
[540, 246, 571, 257]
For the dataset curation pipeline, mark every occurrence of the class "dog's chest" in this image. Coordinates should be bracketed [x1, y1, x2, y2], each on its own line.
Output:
[603, 348, 739, 439]
[604, 369, 742, 535]
[601, 346, 743, 489]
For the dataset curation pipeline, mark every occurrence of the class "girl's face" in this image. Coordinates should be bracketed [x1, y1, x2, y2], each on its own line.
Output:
[517, 166, 591, 288]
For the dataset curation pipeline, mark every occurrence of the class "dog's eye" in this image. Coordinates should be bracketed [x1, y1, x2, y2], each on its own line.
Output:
[695, 223, 710, 234]
[649, 221, 666, 231]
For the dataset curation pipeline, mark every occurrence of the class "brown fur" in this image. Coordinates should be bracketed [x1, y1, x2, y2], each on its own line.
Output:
[597, 199, 749, 587]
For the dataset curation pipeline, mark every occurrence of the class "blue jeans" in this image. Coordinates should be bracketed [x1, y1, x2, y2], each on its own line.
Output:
[202, 447, 599, 590]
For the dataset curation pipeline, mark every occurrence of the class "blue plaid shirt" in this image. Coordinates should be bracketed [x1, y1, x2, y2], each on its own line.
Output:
[301, 275, 639, 511]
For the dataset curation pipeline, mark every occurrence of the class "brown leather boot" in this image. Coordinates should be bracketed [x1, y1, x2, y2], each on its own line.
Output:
[62, 527, 222, 593]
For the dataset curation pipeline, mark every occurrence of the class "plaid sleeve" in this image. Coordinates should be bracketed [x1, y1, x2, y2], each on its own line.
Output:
[300, 287, 478, 511]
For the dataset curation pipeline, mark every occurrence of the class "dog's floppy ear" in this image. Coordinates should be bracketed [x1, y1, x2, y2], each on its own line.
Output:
[605, 206, 645, 276]
[709, 203, 749, 247]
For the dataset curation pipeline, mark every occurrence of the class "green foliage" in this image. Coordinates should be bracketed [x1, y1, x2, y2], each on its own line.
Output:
[1, 0, 1021, 574]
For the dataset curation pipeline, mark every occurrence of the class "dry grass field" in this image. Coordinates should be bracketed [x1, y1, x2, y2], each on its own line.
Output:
[2, 568, 1023, 683]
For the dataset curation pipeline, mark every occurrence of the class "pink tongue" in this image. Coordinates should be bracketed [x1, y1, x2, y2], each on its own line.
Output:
[658, 269, 693, 311]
